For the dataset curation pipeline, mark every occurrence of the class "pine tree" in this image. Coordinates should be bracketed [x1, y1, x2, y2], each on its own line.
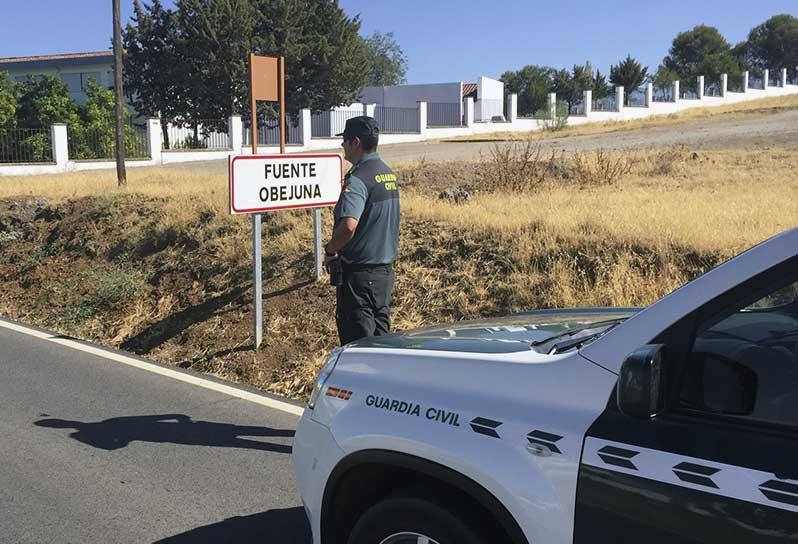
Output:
[123, 0, 187, 147]
[610, 55, 648, 104]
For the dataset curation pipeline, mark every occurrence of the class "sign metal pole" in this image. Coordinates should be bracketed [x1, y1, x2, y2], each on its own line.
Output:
[313, 209, 323, 280]
[250, 54, 263, 349]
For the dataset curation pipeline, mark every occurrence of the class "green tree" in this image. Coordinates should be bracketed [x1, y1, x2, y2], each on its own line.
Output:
[176, 0, 257, 126]
[746, 14, 798, 72]
[0, 71, 18, 129]
[551, 62, 594, 110]
[551, 68, 575, 107]
[592, 68, 612, 99]
[732, 41, 750, 69]
[161, 0, 369, 137]
[362, 31, 407, 86]
[123, 0, 185, 146]
[610, 55, 649, 104]
[253, 0, 369, 114]
[15, 75, 80, 129]
[571, 61, 595, 96]
[500, 65, 554, 116]
[663, 25, 741, 89]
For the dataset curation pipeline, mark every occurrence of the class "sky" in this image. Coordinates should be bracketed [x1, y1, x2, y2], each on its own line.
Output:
[1, 1, 796, 84]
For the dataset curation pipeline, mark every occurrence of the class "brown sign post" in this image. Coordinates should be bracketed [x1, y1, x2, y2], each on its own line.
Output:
[245, 54, 324, 350]
[249, 53, 284, 154]
[249, 53, 283, 349]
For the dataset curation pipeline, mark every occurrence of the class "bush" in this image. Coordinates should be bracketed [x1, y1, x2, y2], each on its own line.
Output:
[572, 149, 634, 186]
[541, 100, 569, 132]
[487, 140, 559, 192]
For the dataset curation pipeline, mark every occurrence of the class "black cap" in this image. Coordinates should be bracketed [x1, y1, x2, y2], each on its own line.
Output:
[336, 115, 379, 139]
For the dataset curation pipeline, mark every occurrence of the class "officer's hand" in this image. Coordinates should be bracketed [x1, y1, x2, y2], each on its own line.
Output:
[324, 252, 338, 273]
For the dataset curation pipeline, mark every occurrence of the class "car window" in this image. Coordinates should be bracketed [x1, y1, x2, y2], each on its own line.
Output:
[679, 279, 798, 428]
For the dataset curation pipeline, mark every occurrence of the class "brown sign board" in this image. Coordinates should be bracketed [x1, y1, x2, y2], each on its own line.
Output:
[250, 54, 279, 101]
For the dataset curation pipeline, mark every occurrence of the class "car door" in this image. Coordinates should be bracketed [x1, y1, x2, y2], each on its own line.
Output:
[574, 257, 798, 543]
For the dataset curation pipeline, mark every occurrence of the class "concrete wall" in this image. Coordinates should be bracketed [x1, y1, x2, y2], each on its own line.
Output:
[362, 82, 462, 108]
[475, 76, 505, 121]
[477, 76, 504, 101]
[4, 70, 798, 176]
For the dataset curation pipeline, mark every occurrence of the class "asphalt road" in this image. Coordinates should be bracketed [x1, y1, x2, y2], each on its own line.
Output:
[0, 319, 309, 544]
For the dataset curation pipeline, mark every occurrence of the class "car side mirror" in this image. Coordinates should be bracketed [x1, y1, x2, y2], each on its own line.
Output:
[617, 344, 666, 419]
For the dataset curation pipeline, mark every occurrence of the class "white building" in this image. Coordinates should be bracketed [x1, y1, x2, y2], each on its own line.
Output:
[361, 75, 505, 124]
[0, 51, 114, 105]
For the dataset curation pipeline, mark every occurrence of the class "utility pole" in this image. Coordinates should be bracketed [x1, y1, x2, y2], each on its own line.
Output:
[112, 0, 127, 187]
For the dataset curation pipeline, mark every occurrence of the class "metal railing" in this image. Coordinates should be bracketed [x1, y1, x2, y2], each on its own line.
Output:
[567, 101, 585, 116]
[727, 74, 745, 93]
[788, 69, 798, 85]
[0, 128, 53, 163]
[592, 96, 617, 111]
[748, 77, 765, 90]
[652, 87, 673, 102]
[311, 109, 363, 138]
[166, 120, 229, 150]
[374, 106, 419, 133]
[768, 75, 782, 88]
[242, 117, 302, 146]
[680, 90, 700, 100]
[704, 82, 722, 97]
[626, 89, 647, 107]
[522, 105, 551, 119]
[427, 102, 462, 127]
[474, 99, 504, 121]
[68, 124, 149, 160]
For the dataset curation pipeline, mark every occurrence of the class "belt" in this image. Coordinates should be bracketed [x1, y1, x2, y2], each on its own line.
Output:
[341, 262, 392, 271]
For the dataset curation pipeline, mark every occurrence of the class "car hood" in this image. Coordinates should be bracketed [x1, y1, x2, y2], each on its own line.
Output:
[348, 308, 641, 354]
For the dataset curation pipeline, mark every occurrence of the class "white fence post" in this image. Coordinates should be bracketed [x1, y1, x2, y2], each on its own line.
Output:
[51, 124, 68, 170]
[365, 104, 376, 118]
[300, 109, 312, 148]
[720, 74, 728, 97]
[583, 90, 592, 116]
[763, 69, 769, 90]
[645, 82, 653, 107]
[697, 76, 705, 100]
[464, 97, 474, 128]
[743, 71, 749, 93]
[507, 93, 518, 122]
[548, 93, 556, 119]
[228, 115, 242, 154]
[615, 86, 624, 112]
[673, 80, 680, 102]
[417, 101, 427, 136]
[147, 118, 162, 164]
[781, 68, 788, 88]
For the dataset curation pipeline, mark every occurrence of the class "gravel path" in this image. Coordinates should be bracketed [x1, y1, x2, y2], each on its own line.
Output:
[164, 109, 798, 173]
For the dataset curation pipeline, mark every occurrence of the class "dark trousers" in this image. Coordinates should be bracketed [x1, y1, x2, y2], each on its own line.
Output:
[336, 263, 395, 345]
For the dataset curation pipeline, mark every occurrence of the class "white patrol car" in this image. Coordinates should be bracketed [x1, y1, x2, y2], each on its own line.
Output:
[293, 228, 798, 544]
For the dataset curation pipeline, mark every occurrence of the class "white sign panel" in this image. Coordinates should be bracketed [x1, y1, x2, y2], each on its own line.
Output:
[229, 154, 343, 214]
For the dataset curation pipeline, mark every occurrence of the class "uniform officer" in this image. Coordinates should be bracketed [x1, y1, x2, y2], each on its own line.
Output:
[325, 116, 400, 345]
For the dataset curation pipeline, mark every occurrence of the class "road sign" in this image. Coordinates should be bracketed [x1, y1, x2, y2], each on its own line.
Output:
[230, 154, 343, 214]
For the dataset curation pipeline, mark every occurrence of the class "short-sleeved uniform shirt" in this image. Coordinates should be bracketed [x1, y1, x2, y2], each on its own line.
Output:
[333, 152, 400, 265]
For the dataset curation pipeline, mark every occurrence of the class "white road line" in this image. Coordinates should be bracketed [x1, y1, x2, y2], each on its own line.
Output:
[0, 319, 305, 417]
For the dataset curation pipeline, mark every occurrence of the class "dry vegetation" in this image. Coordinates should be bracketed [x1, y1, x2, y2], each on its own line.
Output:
[446, 94, 798, 142]
[1, 115, 797, 400]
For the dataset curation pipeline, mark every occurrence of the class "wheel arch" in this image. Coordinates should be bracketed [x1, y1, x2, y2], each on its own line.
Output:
[321, 449, 529, 544]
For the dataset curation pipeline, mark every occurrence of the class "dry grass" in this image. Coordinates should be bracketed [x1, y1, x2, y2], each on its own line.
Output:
[0, 167, 231, 223]
[1, 137, 797, 400]
[404, 146, 798, 254]
[446, 94, 798, 142]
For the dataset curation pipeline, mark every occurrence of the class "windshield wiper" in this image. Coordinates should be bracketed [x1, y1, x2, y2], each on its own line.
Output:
[531, 319, 626, 353]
